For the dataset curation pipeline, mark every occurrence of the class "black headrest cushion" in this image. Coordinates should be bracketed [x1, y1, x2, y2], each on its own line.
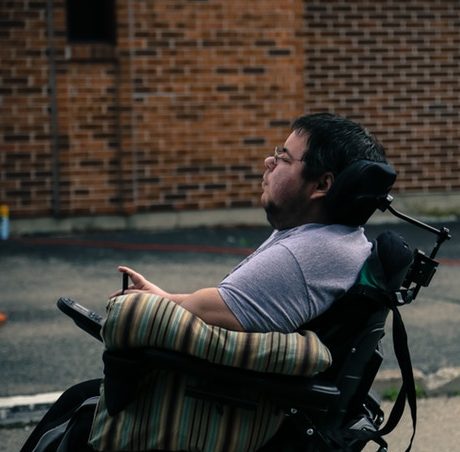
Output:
[325, 160, 397, 226]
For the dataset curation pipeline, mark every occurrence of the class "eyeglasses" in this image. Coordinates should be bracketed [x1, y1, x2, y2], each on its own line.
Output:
[272, 146, 304, 165]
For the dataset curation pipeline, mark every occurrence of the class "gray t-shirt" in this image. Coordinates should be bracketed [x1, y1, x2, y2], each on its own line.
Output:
[218, 223, 371, 333]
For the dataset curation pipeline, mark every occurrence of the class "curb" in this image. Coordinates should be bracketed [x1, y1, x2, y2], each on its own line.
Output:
[370, 367, 460, 398]
[1, 367, 460, 428]
[0, 392, 62, 428]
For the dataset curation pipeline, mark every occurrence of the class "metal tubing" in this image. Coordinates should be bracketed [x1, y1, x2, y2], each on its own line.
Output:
[386, 205, 449, 239]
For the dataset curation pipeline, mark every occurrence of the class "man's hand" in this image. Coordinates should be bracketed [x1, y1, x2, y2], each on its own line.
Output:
[111, 266, 170, 298]
[110, 266, 243, 331]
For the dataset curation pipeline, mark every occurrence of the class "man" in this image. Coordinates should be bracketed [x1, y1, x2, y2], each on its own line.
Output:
[115, 113, 387, 333]
[22, 113, 388, 451]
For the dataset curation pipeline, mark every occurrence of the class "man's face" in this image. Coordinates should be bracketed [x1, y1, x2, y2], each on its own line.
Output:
[261, 130, 318, 229]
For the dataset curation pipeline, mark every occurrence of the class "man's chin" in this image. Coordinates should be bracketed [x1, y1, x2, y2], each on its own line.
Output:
[263, 203, 279, 229]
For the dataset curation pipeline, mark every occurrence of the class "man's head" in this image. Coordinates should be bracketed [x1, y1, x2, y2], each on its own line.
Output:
[261, 113, 387, 230]
[292, 113, 387, 181]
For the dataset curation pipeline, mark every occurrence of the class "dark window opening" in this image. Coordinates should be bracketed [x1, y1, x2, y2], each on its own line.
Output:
[66, 0, 116, 43]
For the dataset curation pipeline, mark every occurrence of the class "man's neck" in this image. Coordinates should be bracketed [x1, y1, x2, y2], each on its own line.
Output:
[268, 208, 331, 230]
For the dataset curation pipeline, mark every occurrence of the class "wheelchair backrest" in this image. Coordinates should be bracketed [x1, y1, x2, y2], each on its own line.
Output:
[301, 230, 413, 426]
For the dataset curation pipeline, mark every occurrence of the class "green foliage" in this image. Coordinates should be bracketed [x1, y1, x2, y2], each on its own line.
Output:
[381, 384, 426, 401]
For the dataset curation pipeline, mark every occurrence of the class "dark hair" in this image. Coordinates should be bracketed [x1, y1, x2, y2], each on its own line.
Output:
[291, 113, 387, 180]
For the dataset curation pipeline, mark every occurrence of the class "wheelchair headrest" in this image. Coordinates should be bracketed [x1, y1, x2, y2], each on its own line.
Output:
[325, 160, 397, 226]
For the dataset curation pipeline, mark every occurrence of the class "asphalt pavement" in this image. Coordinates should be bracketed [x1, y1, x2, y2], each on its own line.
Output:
[1, 220, 459, 451]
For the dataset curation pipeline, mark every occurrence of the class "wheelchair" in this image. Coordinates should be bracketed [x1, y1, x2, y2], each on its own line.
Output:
[21, 160, 451, 452]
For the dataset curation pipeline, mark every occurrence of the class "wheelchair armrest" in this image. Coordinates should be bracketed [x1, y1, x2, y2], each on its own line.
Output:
[103, 348, 340, 415]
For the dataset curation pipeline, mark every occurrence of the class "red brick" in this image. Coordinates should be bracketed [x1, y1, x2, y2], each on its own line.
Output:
[1, 0, 458, 219]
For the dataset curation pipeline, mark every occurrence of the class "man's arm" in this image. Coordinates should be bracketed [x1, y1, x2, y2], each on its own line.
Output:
[114, 266, 244, 331]
[179, 288, 244, 331]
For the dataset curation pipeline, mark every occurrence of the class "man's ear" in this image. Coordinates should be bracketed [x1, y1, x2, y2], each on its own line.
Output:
[310, 172, 334, 200]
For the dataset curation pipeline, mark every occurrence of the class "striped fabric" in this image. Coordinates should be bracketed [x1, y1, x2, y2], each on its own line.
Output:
[89, 293, 332, 451]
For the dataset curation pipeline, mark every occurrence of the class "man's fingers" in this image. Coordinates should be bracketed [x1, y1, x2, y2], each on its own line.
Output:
[118, 266, 144, 284]
[118, 265, 133, 277]
[110, 287, 144, 298]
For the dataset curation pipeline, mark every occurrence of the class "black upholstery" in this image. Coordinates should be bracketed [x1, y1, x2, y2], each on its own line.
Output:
[325, 160, 397, 226]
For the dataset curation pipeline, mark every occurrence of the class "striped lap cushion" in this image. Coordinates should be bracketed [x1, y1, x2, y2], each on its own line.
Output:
[89, 293, 332, 451]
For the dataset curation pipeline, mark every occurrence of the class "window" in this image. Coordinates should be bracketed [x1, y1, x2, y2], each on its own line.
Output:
[66, 0, 116, 43]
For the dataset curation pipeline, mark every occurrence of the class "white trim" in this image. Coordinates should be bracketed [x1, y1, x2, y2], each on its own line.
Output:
[0, 392, 62, 409]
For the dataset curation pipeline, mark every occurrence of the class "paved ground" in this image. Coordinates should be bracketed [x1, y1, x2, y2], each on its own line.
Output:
[0, 220, 459, 450]
[3, 396, 459, 452]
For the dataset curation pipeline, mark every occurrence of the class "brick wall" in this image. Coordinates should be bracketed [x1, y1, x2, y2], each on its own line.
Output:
[1, 0, 459, 220]
[115, 0, 305, 214]
[56, 54, 122, 215]
[303, 0, 460, 193]
[1, 1, 53, 216]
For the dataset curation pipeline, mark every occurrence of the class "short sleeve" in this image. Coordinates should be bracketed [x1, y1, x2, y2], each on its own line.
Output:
[218, 244, 311, 333]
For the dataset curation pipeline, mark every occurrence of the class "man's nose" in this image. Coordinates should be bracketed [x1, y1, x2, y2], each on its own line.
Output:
[264, 155, 276, 170]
